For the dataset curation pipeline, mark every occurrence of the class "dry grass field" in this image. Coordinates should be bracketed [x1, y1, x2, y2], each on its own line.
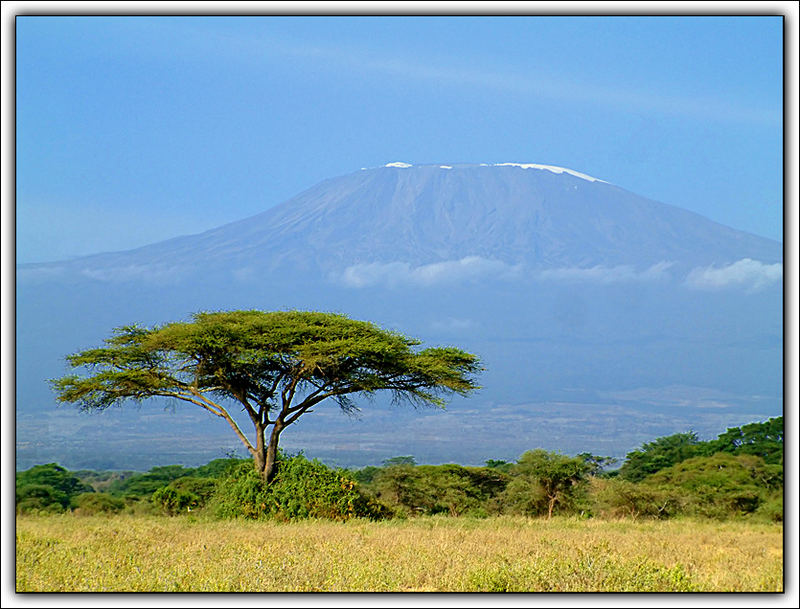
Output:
[16, 514, 782, 593]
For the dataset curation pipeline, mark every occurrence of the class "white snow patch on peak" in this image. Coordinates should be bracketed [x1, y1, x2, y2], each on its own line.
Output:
[439, 165, 453, 169]
[384, 162, 413, 168]
[494, 162, 606, 183]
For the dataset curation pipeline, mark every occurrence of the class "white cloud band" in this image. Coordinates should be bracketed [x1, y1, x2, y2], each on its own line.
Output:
[685, 258, 782, 291]
[536, 261, 674, 284]
[336, 256, 522, 288]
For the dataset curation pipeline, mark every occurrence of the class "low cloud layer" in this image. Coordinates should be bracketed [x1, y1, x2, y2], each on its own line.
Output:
[336, 256, 522, 288]
[685, 258, 782, 291]
[536, 261, 674, 284]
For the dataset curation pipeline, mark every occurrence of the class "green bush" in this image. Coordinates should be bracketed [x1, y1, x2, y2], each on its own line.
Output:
[192, 458, 249, 479]
[642, 453, 780, 519]
[703, 417, 783, 464]
[495, 476, 550, 517]
[618, 433, 704, 482]
[753, 493, 783, 523]
[165, 477, 218, 505]
[15, 484, 70, 514]
[368, 463, 508, 517]
[16, 464, 94, 513]
[152, 486, 201, 515]
[107, 464, 196, 499]
[497, 450, 591, 518]
[210, 454, 388, 521]
[72, 492, 126, 515]
[589, 478, 676, 520]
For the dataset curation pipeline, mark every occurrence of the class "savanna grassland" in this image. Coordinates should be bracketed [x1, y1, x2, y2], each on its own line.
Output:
[16, 514, 782, 593]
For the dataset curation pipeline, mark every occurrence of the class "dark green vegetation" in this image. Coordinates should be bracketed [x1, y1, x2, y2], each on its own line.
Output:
[52, 310, 481, 482]
[17, 416, 782, 523]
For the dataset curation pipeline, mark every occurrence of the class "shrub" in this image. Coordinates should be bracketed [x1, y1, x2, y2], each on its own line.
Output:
[72, 492, 125, 515]
[210, 454, 388, 521]
[107, 464, 196, 499]
[498, 450, 591, 519]
[16, 484, 70, 514]
[618, 432, 704, 482]
[642, 453, 780, 519]
[152, 486, 200, 515]
[495, 476, 550, 517]
[16, 464, 94, 513]
[589, 478, 676, 520]
[368, 463, 508, 517]
[753, 493, 783, 523]
[165, 477, 218, 505]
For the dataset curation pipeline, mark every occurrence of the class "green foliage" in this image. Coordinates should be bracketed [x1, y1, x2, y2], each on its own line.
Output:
[589, 478, 676, 520]
[151, 476, 221, 515]
[702, 417, 783, 464]
[17, 463, 94, 497]
[152, 486, 200, 516]
[617, 432, 703, 482]
[617, 419, 784, 484]
[16, 464, 94, 513]
[106, 464, 196, 499]
[72, 470, 138, 492]
[350, 465, 381, 485]
[72, 493, 126, 515]
[165, 477, 219, 504]
[500, 450, 591, 518]
[641, 453, 781, 519]
[577, 453, 618, 477]
[495, 476, 550, 517]
[192, 458, 249, 479]
[368, 463, 508, 517]
[16, 413, 783, 523]
[485, 459, 514, 473]
[210, 454, 387, 521]
[16, 485, 70, 514]
[753, 494, 783, 523]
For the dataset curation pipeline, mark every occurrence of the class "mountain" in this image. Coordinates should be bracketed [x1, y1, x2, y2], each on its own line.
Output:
[15, 162, 783, 471]
[19, 162, 780, 283]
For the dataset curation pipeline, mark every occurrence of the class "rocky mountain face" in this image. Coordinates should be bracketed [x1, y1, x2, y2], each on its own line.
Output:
[16, 163, 783, 471]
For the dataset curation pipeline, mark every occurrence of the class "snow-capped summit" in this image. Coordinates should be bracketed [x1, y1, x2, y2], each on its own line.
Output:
[492, 162, 606, 183]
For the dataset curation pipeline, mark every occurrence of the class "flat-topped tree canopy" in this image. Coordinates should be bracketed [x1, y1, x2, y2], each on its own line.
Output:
[53, 310, 482, 480]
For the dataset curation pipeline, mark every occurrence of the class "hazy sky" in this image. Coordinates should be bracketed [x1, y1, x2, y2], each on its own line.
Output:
[15, 13, 784, 263]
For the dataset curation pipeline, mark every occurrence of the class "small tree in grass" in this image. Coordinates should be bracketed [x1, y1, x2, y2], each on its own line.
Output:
[503, 450, 591, 519]
[52, 310, 481, 482]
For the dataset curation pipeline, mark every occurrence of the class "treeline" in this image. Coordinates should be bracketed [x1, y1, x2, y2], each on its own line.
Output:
[16, 417, 783, 522]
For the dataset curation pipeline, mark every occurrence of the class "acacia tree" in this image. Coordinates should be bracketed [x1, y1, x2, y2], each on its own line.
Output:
[504, 449, 591, 519]
[52, 310, 481, 481]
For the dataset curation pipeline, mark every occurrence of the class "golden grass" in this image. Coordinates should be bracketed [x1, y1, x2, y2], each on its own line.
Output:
[16, 514, 782, 592]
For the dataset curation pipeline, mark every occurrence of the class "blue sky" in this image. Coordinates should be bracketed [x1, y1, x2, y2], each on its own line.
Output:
[16, 14, 784, 263]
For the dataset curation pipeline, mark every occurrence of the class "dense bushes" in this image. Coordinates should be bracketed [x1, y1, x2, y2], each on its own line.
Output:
[16, 416, 783, 523]
[210, 453, 387, 521]
[16, 464, 94, 514]
[72, 492, 126, 515]
[617, 417, 783, 483]
[642, 453, 782, 520]
[498, 450, 592, 518]
[368, 463, 507, 517]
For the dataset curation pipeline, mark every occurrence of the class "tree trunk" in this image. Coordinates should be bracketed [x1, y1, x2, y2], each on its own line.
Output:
[253, 422, 268, 479]
[547, 495, 557, 520]
[261, 422, 285, 482]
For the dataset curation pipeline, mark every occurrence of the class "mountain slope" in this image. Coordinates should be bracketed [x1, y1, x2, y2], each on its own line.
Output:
[19, 162, 781, 281]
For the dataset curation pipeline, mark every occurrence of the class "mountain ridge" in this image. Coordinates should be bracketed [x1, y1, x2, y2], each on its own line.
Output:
[18, 162, 781, 283]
